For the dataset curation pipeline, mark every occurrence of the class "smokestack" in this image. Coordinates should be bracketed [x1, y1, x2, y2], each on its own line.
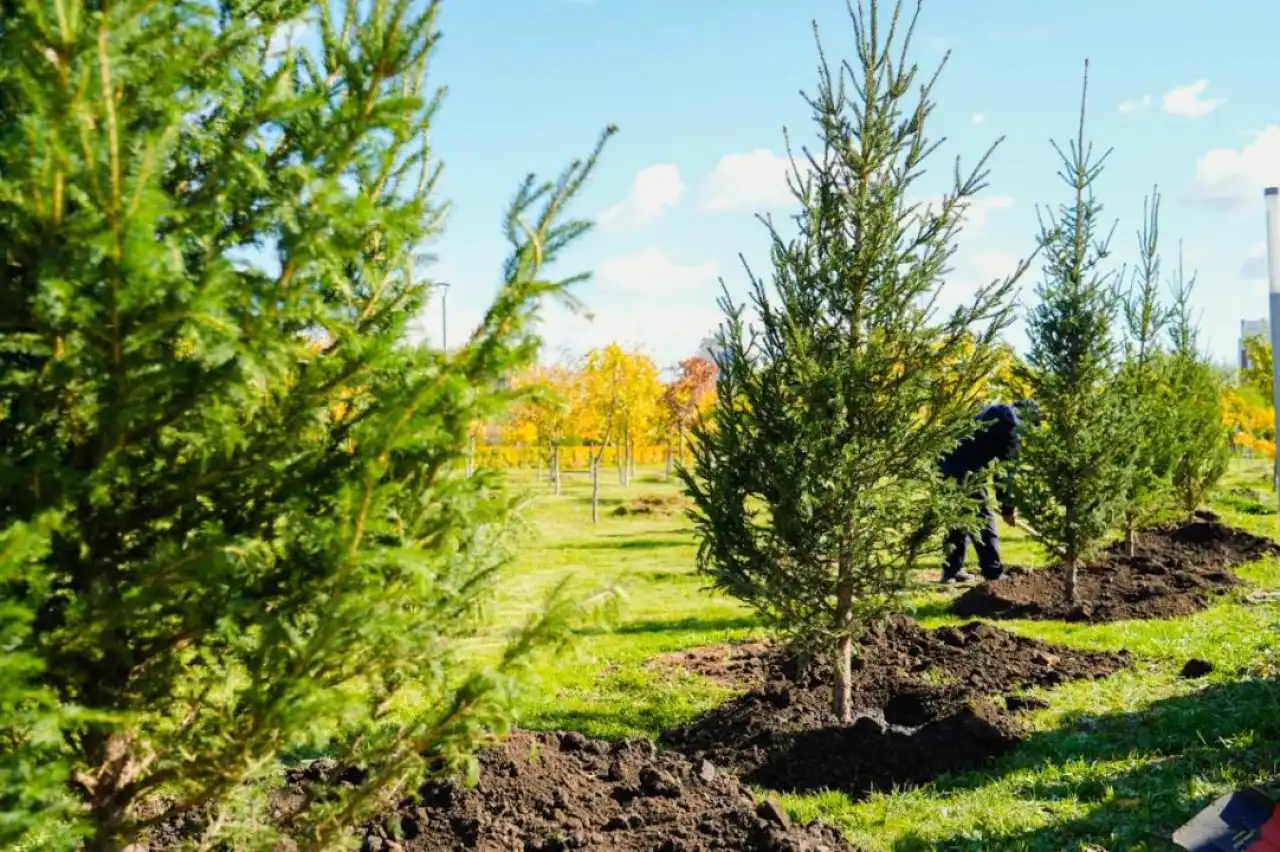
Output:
[1266, 187, 1280, 497]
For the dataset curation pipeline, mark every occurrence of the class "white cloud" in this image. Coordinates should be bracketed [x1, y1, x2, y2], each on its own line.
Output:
[600, 163, 684, 227]
[971, 113, 986, 125]
[701, 148, 796, 212]
[593, 248, 718, 298]
[1162, 80, 1225, 118]
[915, 194, 1015, 236]
[267, 17, 311, 60]
[1190, 126, 1280, 209]
[1241, 241, 1269, 280]
[1118, 94, 1152, 114]
[970, 250, 1023, 284]
[530, 248, 723, 364]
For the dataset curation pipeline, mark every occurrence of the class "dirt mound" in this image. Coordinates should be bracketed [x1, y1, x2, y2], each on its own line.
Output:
[140, 732, 859, 851]
[358, 731, 857, 851]
[613, 494, 687, 516]
[951, 516, 1280, 623]
[658, 617, 1128, 797]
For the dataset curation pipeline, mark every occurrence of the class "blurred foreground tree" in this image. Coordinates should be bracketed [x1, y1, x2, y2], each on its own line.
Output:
[0, 0, 613, 848]
[682, 0, 1023, 721]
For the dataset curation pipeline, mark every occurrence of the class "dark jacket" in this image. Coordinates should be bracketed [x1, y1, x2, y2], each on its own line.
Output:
[940, 403, 1020, 513]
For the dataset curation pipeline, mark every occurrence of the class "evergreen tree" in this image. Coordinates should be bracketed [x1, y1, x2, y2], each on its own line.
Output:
[1015, 63, 1131, 605]
[1166, 254, 1232, 517]
[1117, 188, 1174, 556]
[681, 0, 1021, 722]
[0, 1, 613, 849]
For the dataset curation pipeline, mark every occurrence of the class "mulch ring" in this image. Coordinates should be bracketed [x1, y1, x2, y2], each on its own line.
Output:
[950, 513, 1280, 623]
[657, 616, 1129, 798]
[140, 732, 860, 852]
[612, 494, 688, 517]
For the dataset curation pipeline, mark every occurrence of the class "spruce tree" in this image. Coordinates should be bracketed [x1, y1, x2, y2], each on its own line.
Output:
[1166, 254, 1232, 517]
[1117, 189, 1174, 556]
[681, 0, 1020, 722]
[1015, 63, 1131, 605]
[0, 1, 612, 849]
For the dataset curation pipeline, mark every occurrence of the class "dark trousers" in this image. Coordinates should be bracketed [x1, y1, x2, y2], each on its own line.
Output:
[943, 487, 1002, 579]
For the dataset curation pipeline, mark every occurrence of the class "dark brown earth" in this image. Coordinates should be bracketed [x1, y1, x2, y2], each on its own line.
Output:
[658, 617, 1129, 797]
[950, 515, 1280, 623]
[140, 731, 860, 851]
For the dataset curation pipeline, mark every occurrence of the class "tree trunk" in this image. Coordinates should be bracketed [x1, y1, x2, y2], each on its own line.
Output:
[616, 433, 625, 485]
[832, 558, 855, 723]
[678, 424, 686, 466]
[664, 442, 673, 481]
[552, 445, 562, 495]
[466, 435, 476, 477]
[628, 438, 636, 481]
[591, 457, 601, 524]
[1125, 524, 1137, 559]
[1064, 554, 1079, 604]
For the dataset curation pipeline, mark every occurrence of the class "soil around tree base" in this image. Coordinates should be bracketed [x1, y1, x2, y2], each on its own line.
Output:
[139, 730, 861, 852]
[950, 515, 1280, 623]
[657, 617, 1129, 798]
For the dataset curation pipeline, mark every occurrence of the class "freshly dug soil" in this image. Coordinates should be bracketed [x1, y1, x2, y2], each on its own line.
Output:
[386, 731, 858, 851]
[951, 515, 1280, 623]
[658, 617, 1129, 797]
[141, 732, 859, 851]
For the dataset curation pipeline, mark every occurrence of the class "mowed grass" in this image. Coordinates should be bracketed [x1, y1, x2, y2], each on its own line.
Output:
[486, 460, 1280, 851]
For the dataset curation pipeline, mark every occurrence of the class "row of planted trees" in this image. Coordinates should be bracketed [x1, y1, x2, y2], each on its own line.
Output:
[678, 24, 1234, 723]
[0, 0, 1249, 849]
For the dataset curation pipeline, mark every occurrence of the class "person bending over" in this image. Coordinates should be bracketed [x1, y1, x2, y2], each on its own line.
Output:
[938, 401, 1026, 583]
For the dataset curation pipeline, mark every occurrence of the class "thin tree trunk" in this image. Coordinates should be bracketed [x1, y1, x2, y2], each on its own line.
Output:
[832, 570, 855, 723]
[628, 438, 636, 481]
[616, 433, 625, 485]
[1125, 524, 1137, 559]
[1064, 554, 1079, 604]
[466, 435, 476, 477]
[678, 424, 686, 466]
[591, 456, 601, 524]
[664, 441, 673, 481]
[552, 444, 562, 495]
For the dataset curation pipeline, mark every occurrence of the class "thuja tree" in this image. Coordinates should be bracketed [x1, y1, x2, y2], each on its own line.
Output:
[1166, 257, 1232, 516]
[681, 0, 1019, 722]
[0, 1, 612, 849]
[1117, 189, 1174, 555]
[1015, 64, 1133, 604]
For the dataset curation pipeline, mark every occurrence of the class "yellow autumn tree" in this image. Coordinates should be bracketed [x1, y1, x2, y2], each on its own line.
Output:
[508, 363, 584, 492]
[581, 345, 626, 522]
[613, 350, 664, 487]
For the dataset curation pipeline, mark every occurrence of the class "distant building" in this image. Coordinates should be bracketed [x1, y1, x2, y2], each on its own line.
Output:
[1241, 319, 1269, 370]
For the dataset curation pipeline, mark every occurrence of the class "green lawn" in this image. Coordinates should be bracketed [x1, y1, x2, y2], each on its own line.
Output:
[486, 459, 1280, 852]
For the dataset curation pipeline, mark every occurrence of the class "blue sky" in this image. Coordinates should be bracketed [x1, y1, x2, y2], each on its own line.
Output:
[410, 0, 1280, 370]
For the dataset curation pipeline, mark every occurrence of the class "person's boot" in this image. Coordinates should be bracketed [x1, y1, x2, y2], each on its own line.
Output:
[941, 569, 974, 583]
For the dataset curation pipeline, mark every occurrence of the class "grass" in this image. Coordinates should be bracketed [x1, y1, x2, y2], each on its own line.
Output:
[484, 459, 1280, 851]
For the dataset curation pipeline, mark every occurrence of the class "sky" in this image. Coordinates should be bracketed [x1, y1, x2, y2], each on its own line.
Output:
[404, 0, 1280, 371]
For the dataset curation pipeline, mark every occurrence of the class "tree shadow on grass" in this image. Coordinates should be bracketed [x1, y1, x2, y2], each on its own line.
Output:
[555, 537, 692, 552]
[887, 677, 1280, 851]
[576, 614, 759, 637]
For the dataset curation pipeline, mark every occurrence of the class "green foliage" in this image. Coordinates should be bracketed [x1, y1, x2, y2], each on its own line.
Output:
[0, 1, 613, 849]
[1014, 64, 1131, 602]
[1116, 189, 1175, 551]
[1241, 334, 1274, 402]
[680, 0, 1020, 721]
[1166, 262, 1232, 516]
